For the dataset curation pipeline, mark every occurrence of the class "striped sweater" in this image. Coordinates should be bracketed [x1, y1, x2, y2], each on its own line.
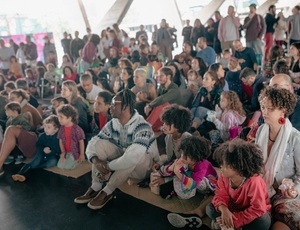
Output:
[86, 110, 159, 171]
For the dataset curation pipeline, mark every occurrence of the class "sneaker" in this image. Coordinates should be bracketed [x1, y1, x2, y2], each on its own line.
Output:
[12, 174, 26, 182]
[87, 191, 113, 210]
[4, 156, 14, 165]
[167, 213, 202, 228]
[15, 156, 24, 165]
[74, 187, 99, 204]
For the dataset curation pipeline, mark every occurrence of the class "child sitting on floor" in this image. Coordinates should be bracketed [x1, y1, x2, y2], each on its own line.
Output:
[56, 104, 85, 170]
[158, 136, 217, 200]
[12, 115, 61, 182]
[187, 69, 202, 97]
[3, 102, 32, 165]
[207, 139, 271, 230]
[152, 104, 192, 171]
[208, 91, 246, 141]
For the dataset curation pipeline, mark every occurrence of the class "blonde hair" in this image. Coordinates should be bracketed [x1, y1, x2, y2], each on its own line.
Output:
[228, 57, 240, 71]
[62, 80, 78, 104]
[221, 91, 245, 116]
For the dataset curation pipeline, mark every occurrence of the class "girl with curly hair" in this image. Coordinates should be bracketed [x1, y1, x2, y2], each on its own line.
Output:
[206, 139, 271, 230]
[256, 87, 300, 230]
[210, 91, 246, 141]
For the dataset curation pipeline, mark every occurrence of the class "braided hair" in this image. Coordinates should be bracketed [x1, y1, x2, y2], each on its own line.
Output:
[116, 89, 136, 116]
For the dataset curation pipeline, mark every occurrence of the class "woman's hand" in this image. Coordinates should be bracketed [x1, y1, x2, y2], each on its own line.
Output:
[282, 188, 298, 199]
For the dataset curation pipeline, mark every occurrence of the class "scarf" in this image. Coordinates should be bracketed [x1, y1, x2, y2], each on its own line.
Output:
[255, 119, 292, 197]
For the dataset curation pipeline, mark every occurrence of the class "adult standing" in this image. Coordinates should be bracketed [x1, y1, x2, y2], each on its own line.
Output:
[80, 34, 100, 73]
[70, 31, 84, 63]
[218, 5, 240, 55]
[43, 35, 57, 65]
[213, 11, 222, 56]
[264, 5, 280, 62]
[24, 35, 38, 68]
[157, 19, 173, 62]
[281, 5, 300, 45]
[190, 18, 205, 47]
[243, 4, 266, 56]
[135, 25, 148, 42]
[61, 32, 72, 57]
[9, 39, 18, 54]
[182, 19, 193, 44]
[0, 39, 14, 76]
[74, 89, 159, 210]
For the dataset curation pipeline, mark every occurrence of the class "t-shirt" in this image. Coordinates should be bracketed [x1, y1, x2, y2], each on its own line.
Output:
[234, 47, 257, 70]
[196, 46, 216, 66]
[64, 125, 72, 153]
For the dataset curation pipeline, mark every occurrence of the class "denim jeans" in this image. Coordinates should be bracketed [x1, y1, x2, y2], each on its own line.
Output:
[191, 106, 209, 126]
[206, 202, 271, 230]
[18, 149, 59, 175]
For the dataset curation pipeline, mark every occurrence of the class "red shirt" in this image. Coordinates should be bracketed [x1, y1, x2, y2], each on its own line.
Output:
[98, 113, 107, 131]
[64, 126, 72, 153]
[212, 174, 271, 228]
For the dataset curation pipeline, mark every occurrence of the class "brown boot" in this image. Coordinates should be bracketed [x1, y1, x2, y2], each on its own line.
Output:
[87, 191, 113, 210]
[74, 187, 99, 204]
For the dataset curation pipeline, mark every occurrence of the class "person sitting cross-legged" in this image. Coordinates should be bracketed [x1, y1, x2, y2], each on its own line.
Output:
[74, 89, 160, 210]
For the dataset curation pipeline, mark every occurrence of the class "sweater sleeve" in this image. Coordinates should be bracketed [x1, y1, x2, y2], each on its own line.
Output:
[212, 174, 230, 209]
[233, 177, 270, 228]
[108, 125, 154, 171]
[148, 88, 179, 108]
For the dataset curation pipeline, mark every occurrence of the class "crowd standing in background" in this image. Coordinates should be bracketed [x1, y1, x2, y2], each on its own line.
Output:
[0, 3, 300, 230]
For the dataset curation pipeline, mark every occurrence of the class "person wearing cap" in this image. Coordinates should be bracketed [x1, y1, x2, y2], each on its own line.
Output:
[243, 3, 266, 56]
[90, 61, 108, 80]
[43, 35, 57, 65]
[120, 47, 131, 59]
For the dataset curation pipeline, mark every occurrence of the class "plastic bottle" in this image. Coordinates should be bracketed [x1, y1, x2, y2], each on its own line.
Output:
[150, 170, 160, 195]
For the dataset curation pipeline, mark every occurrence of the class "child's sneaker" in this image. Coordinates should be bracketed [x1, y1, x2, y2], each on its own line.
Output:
[15, 156, 24, 165]
[4, 156, 14, 165]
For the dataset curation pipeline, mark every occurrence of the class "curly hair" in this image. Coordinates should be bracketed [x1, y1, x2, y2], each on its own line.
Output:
[160, 104, 192, 134]
[221, 91, 245, 116]
[43, 115, 60, 129]
[179, 136, 211, 162]
[259, 87, 297, 117]
[213, 138, 264, 178]
[56, 104, 78, 124]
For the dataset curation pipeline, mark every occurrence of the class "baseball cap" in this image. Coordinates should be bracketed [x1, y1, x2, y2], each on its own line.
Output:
[90, 62, 101, 68]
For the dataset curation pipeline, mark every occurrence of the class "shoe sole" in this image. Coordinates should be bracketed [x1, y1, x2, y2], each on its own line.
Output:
[87, 195, 113, 210]
[4, 161, 14, 165]
[12, 174, 26, 182]
[74, 197, 94, 204]
[167, 213, 202, 228]
[14, 161, 24, 165]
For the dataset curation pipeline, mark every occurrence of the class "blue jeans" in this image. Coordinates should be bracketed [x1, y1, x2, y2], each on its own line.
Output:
[206, 203, 271, 230]
[18, 149, 59, 175]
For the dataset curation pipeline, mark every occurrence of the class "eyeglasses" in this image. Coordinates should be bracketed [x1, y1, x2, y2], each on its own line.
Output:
[110, 98, 122, 106]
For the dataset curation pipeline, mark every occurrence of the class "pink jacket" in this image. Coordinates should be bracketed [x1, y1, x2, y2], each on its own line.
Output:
[218, 16, 240, 42]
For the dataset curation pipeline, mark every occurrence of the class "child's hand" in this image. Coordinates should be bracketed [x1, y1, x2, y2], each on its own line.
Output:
[219, 206, 237, 228]
[77, 154, 85, 163]
[43, 147, 51, 154]
[152, 163, 161, 171]
[60, 153, 65, 159]
[282, 187, 298, 199]
[173, 159, 184, 173]
[152, 175, 164, 185]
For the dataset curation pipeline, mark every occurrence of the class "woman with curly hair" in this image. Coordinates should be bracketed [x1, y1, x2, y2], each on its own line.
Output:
[210, 91, 246, 141]
[256, 87, 300, 230]
[168, 139, 271, 229]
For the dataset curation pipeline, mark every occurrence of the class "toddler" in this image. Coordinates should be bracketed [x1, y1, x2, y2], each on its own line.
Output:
[12, 115, 60, 182]
[56, 104, 85, 170]
[187, 69, 202, 96]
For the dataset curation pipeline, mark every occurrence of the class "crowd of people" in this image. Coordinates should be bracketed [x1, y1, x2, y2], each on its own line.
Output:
[0, 3, 300, 230]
